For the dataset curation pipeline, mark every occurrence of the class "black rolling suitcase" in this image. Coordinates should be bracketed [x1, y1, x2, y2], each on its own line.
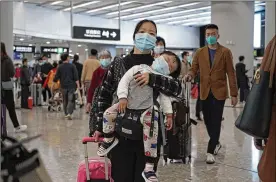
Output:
[164, 82, 196, 164]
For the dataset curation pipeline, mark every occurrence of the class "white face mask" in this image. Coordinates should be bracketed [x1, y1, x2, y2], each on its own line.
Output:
[152, 56, 170, 75]
[154, 46, 165, 54]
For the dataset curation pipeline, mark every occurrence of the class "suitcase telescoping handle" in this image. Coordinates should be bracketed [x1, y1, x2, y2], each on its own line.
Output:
[82, 137, 109, 181]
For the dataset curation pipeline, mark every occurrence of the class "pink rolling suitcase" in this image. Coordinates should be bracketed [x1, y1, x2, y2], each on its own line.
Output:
[77, 137, 113, 182]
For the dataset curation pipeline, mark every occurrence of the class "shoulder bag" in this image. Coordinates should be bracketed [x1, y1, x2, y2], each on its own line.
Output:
[1, 79, 13, 90]
[235, 41, 275, 139]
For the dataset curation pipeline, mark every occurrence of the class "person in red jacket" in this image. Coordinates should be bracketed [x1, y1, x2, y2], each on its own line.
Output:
[14, 64, 21, 89]
[86, 50, 112, 113]
[43, 61, 58, 90]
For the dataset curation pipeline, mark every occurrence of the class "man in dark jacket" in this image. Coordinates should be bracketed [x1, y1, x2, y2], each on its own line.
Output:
[41, 55, 53, 105]
[73, 54, 84, 107]
[20, 58, 31, 109]
[235, 56, 247, 103]
[54, 53, 80, 120]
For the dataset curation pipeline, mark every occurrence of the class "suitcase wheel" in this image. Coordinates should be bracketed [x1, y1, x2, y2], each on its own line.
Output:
[182, 158, 186, 164]
[48, 106, 51, 111]
[57, 106, 61, 111]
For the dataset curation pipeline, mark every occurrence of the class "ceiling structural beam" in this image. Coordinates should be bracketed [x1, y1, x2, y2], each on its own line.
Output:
[114, 2, 200, 20]
[154, 11, 211, 23]
[132, 6, 210, 21]
[63, 1, 100, 11]
[86, 1, 135, 14]
[106, 1, 172, 16]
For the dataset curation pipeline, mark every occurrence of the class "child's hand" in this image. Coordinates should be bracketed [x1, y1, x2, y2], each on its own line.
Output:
[166, 114, 173, 130]
[118, 98, 128, 113]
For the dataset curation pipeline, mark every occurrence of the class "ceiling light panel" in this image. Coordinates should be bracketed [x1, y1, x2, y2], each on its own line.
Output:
[133, 6, 210, 21]
[168, 17, 210, 25]
[51, 1, 63, 5]
[154, 12, 211, 23]
[106, 1, 172, 16]
[63, 1, 100, 11]
[86, 1, 135, 14]
[117, 2, 201, 20]
[182, 20, 211, 26]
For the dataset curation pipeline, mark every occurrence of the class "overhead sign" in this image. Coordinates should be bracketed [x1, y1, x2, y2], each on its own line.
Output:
[13, 45, 35, 53]
[73, 26, 120, 41]
[13, 52, 24, 60]
[41, 47, 69, 54]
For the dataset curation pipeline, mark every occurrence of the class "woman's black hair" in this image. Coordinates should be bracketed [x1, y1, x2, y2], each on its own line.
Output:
[53, 61, 58, 68]
[58, 60, 63, 65]
[73, 54, 79, 63]
[61, 53, 69, 62]
[161, 51, 181, 78]
[132, 19, 157, 40]
[156, 36, 166, 48]
[1, 42, 7, 56]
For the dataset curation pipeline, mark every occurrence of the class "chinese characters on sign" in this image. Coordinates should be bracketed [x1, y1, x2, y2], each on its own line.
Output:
[85, 29, 101, 38]
[13, 46, 35, 53]
[41, 47, 68, 54]
[73, 26, 120, 41]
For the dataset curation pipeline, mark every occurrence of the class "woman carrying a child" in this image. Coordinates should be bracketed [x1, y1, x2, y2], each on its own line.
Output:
[94, 19, 182, 182]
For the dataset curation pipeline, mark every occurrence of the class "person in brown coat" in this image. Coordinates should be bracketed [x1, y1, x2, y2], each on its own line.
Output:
[185, 24, 238, 164]
[258, 35, 276, 182]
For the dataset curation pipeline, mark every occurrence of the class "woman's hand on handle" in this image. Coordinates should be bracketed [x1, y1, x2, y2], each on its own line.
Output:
[184, 74, 192, 82]
[93, 131, 102, 142]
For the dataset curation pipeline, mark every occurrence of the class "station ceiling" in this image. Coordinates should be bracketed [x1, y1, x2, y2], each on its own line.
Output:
[23, 0, 266, 27]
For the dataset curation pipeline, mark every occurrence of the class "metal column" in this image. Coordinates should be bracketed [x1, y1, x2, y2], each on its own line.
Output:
[118, 0, 121, 30]
[70, 1, 73, 38]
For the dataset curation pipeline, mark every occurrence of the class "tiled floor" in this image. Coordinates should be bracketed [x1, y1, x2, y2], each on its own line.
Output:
[5, 99, 262, 182]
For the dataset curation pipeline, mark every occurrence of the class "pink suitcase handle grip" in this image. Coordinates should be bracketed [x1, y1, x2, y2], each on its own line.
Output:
[82, 137, 104, 144]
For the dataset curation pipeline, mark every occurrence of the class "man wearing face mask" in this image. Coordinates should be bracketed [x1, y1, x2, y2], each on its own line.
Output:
[41, 54, 53, 105]
[154, 36, 166, 58]
[180, 51, 191, 79]
[185, 24, 238, 164]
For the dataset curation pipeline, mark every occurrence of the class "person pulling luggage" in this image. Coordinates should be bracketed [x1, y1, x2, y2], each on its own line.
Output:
[97, 51, 181, 182]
